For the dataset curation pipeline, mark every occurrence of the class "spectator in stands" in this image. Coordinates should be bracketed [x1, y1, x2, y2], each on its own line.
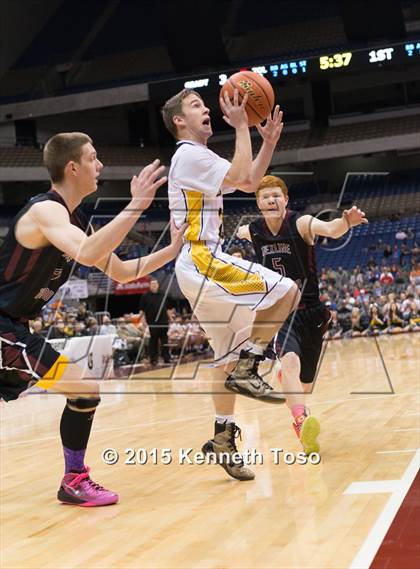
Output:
[380, 267, 394, 285]
[228, 246, 245, 259]
[48, 319, 69, 339]
[64, 323, 75, 337]
[365, 304, 385, 335]
[326, 268, 337, 285]
[345, 307, 368, 338]
[138, 279, 171, 366]
[383, 244, 392, 259]
[391, 245, 399, 265]
[74, 321, 87, 337]
[409, 263, 420, 286]
[395, 229, 407, 241]
[99, 315, 117, 335]
[384, 301, 405, 333]
[326, 310, 343, 340]
[31, 319, 45, 336]
[334, 266, 347, 289]
[76, 302, 92, 323]
[400, 242, 410, 265]
[116, 317, 145, 364]
[85, 317, 99, 336]
[168, 315, 186, 355]
[185, 316, 208, 353]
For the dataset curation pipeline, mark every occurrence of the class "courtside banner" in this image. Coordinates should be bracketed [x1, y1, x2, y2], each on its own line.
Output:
[114, 277, 150, 295]
[48, 334, 116, 379]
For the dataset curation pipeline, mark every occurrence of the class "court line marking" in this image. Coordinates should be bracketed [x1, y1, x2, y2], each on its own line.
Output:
[393, 427, 420, 432]
[349, 449, 420, 569]
[376, 449, 417, 454]
[1, 392, 419, 448]
[344, 480, 400, 494]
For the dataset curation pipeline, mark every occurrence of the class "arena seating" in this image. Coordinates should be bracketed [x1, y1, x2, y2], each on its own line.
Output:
[316, 215, 420, 270]
[1, 108, 419, 166]
[322, 113, 420, 145]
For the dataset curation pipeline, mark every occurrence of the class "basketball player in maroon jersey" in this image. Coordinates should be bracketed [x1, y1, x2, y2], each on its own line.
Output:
[237, 175, 367, 454]
[0, 132, 185, 506]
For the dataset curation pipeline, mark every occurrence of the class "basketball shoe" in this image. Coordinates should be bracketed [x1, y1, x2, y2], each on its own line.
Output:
[201, 421, 255, 481]
[293, 412, 320, 456]
[225, 350, 286, 404]
[57, 466, 118, 506]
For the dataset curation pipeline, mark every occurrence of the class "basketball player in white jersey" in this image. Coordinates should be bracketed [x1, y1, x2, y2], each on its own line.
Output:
[161, 89, 299, 480]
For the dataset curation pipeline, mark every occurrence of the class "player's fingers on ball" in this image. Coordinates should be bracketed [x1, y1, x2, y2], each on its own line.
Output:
[219, 97, 227, 113]
[241, 92, 248, 107]
[233, 88, 239, 106]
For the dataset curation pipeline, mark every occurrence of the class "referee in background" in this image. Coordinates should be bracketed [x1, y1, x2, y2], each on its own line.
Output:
[139, 278, 171, 366]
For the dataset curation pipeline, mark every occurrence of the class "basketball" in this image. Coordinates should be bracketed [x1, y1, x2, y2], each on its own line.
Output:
[220, 71, 275, 127]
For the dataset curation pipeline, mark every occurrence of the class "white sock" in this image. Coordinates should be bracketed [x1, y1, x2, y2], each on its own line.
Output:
[247, 342, 264, 356]
[216, 414, 235, 425]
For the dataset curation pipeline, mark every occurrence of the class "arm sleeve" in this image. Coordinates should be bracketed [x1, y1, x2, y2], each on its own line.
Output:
[174, 146, 232, 196]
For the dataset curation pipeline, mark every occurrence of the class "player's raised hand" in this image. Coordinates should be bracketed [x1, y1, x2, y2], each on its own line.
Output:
[343, 205, 368, 227]
[256, 105, 284, 146]
[236, 225, 250, 240]
[130, 159, 167, 210]
[169, 216, 188, 252]
[220, 89, 249, 129]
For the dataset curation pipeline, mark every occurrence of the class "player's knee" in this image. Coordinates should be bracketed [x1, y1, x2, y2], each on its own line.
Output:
[282, 351, 300, 371]
[285, 282, 300, 311]
[66, 396, 101, 412]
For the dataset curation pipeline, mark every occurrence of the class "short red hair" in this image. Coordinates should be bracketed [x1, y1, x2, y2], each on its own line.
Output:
[256, 175, 288, 199]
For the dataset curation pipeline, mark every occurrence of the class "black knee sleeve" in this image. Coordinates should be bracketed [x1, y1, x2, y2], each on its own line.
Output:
[67, 396, 101, 410]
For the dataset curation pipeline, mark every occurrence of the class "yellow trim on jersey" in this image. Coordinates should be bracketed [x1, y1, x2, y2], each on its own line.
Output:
[36, 354, 70, 389]
[190, 242, 267, 295]
[184, 190, 203, 241]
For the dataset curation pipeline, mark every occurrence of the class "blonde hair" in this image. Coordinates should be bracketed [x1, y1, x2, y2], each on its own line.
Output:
[161, 89, 201, 139]
[256, 175, 288, 200]
[43, 132, 92, 183]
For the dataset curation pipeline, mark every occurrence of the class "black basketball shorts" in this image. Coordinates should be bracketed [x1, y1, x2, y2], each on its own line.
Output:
[0, 314, 69, 401]
[271, 304, 331, 384]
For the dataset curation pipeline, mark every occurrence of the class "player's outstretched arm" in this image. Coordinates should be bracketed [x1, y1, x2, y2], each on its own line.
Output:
[95, 218, 187, 283]
[243, 105, 284, 193]
[236, 224, 252, 241]
[220, 90, 253, 191]
[31, 160, 167, 266]
[297, 206, 368, 244]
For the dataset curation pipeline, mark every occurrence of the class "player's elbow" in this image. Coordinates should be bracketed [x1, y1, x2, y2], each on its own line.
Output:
[112, 268, 132, 284]
[77, 253, 97, 267]
[238, 176, 252, 190]
[232, 178, 253, 193]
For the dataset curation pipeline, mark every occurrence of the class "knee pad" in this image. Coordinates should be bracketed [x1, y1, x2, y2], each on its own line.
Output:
[67, 396, 101, 410]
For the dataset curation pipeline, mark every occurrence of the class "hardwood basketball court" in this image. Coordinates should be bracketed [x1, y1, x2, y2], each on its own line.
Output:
[1, 334, 419, 569]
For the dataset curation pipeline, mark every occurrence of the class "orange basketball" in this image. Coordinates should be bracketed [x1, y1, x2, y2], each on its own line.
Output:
[220, 71, 275, 127]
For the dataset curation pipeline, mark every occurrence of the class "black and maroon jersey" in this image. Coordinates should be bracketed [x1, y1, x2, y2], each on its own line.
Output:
[0, 189, 90, 320]
[249, 210, 320, 308]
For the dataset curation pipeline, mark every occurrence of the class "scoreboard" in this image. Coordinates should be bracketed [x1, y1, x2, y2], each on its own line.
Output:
[149, 39, 420, 99]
